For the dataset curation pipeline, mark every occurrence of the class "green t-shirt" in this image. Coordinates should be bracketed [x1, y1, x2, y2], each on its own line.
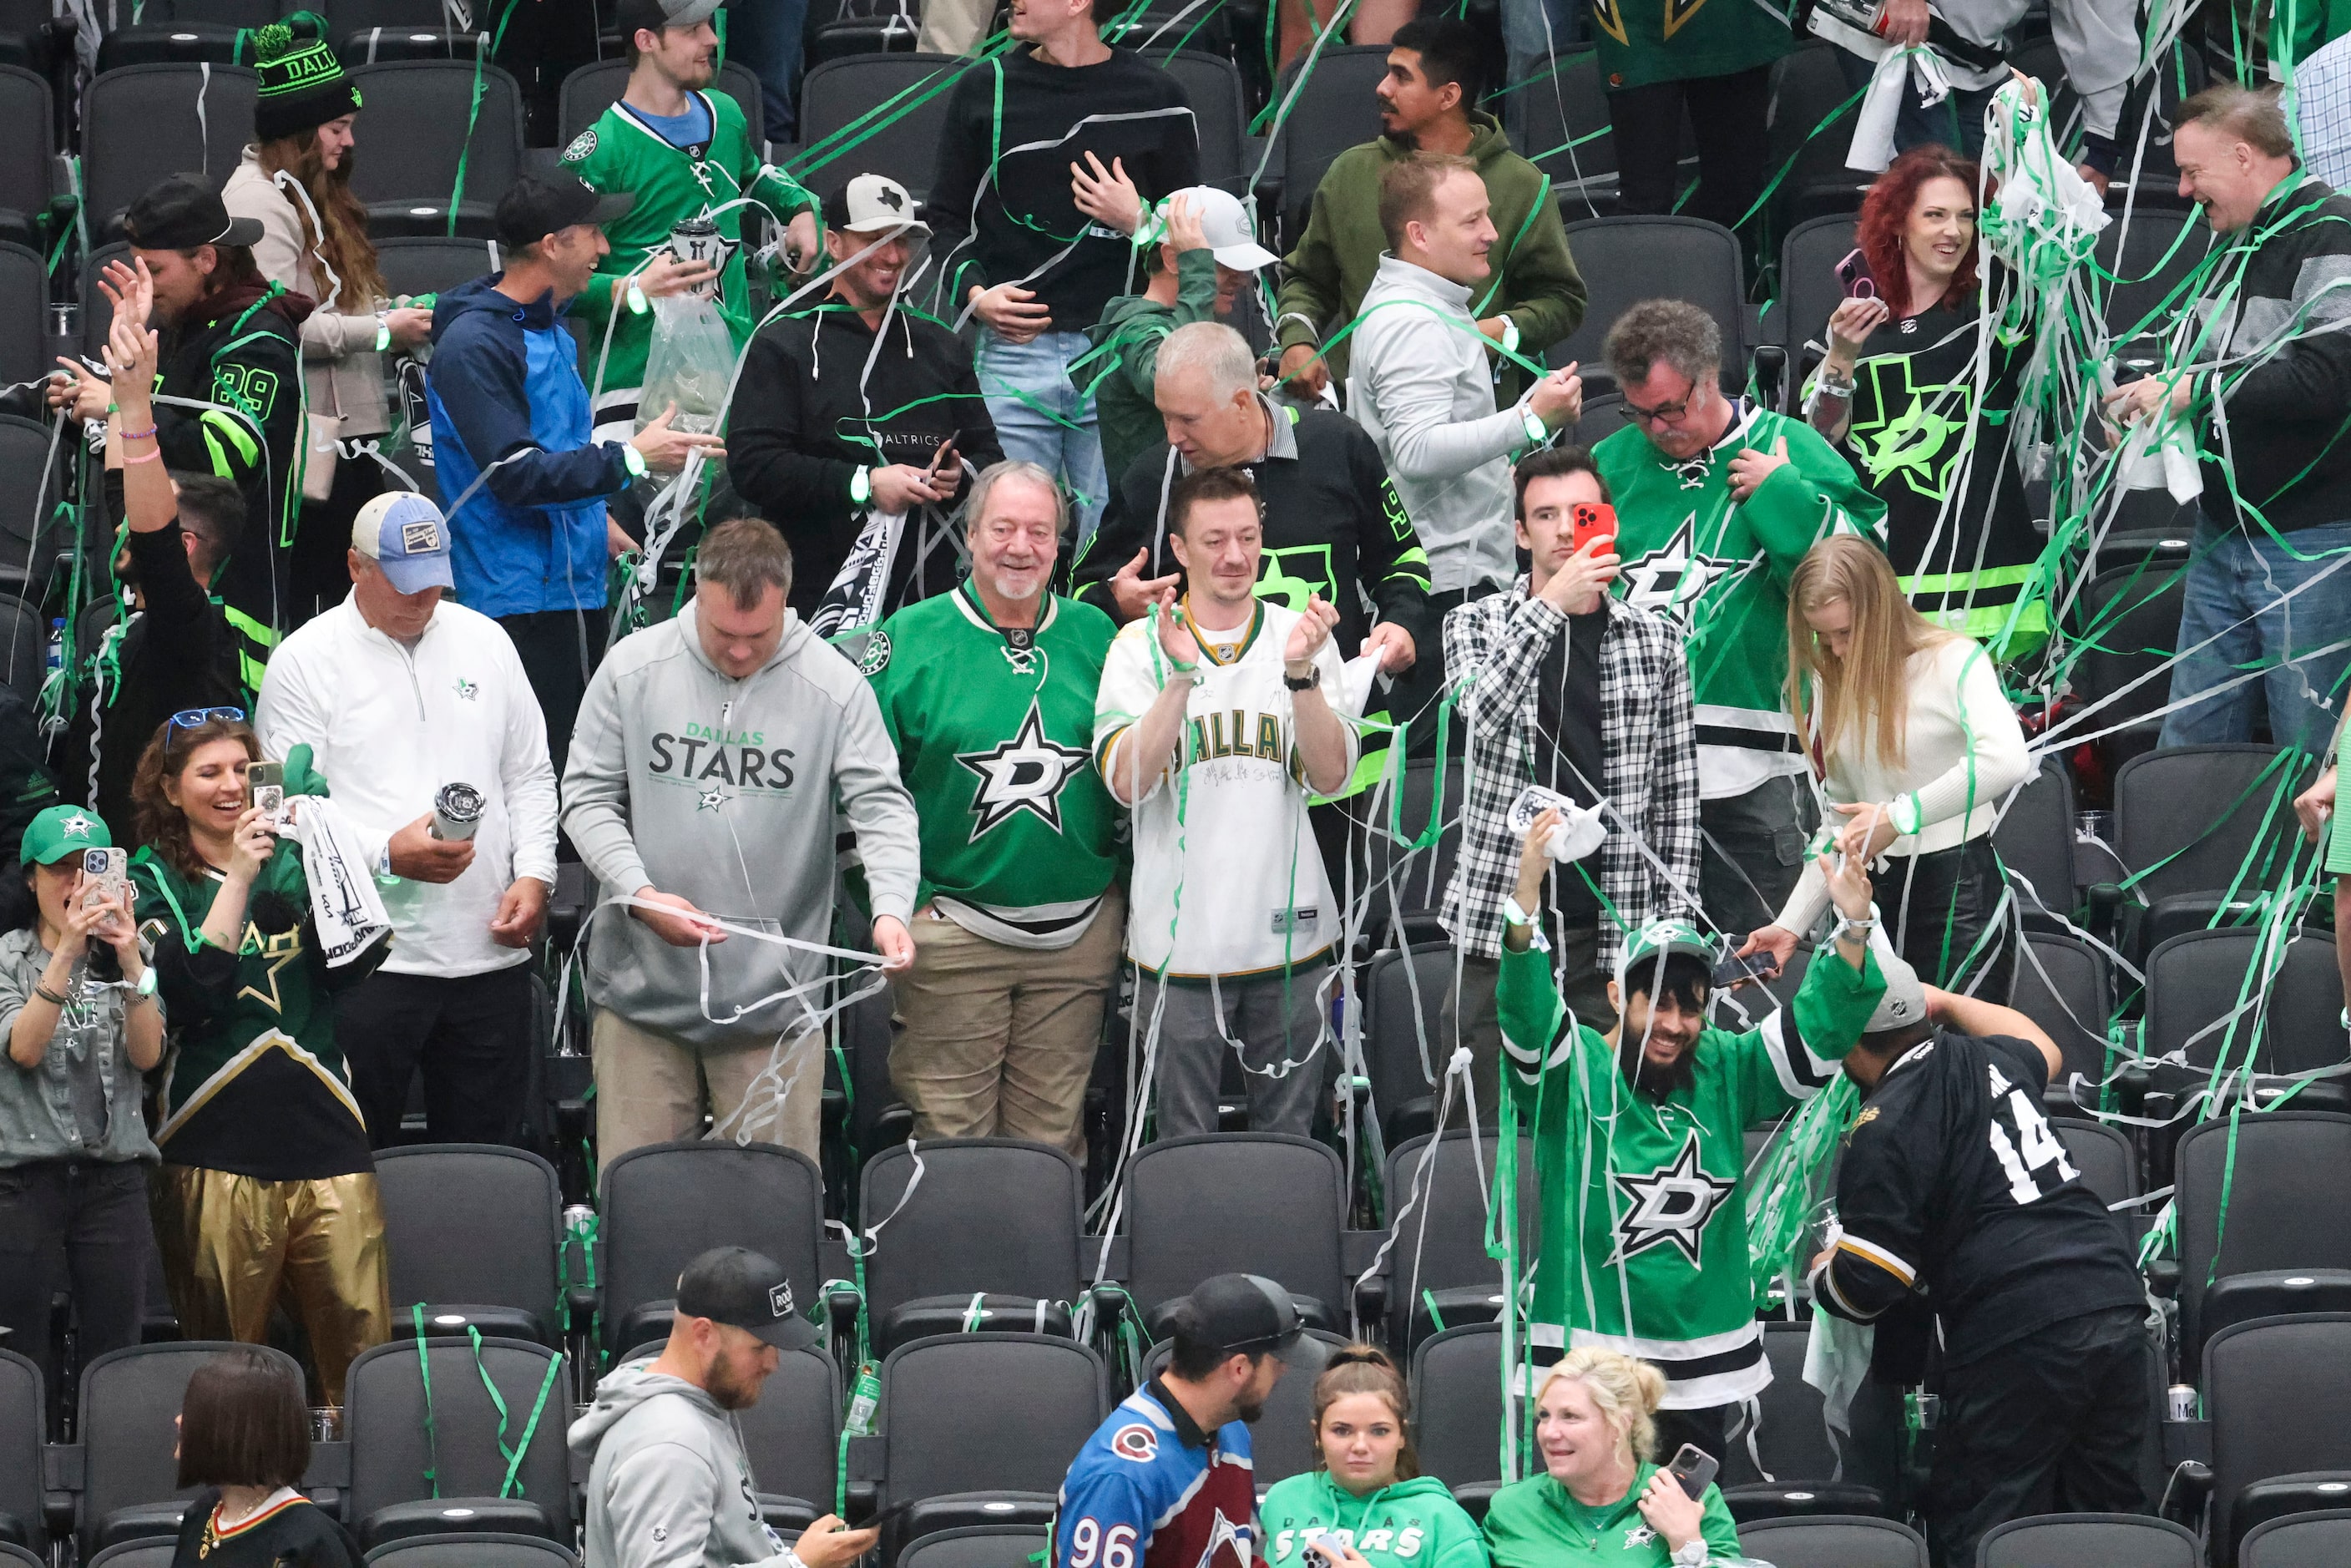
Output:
[1484, 1468, 1741, 1568]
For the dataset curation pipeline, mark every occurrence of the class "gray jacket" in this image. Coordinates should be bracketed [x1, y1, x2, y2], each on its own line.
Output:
[1346, 255, 1528, 596]
[572, 1362, 791, 1568]
[0, 927, 159, 1168]
[561, 602, 919, 1050]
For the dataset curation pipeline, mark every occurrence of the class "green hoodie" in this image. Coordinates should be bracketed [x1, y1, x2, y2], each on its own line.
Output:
[1260, 1471, 1489, 1568]
[1274, 113, 1586, 402]
[1483, 1469, 1741, 1568]
[1075, 247, 1225, 488]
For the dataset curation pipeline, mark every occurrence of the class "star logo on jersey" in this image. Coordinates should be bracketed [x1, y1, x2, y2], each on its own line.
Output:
[1618, 518, 1744, 635]
[1624, 1526, 1657, 1548]
[1847, 359, 1977, 502]
[1660, 0, 1709, 38]
[1195, 1509, 1253, 1568]
[1610, 1130, 1737, 1267]
[956, 698, 1090, 841]
[698, 788, 726, 812]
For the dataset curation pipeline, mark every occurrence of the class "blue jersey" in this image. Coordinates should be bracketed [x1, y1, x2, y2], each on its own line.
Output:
[1054, 1382, 1257, 1568]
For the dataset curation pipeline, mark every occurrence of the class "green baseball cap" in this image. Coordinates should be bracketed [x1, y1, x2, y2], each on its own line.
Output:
[21, 805, 112, 867]
[1621, 918, 1717, 974]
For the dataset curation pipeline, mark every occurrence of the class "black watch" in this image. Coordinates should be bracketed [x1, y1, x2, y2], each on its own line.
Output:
[1282, 669, 1317, 691]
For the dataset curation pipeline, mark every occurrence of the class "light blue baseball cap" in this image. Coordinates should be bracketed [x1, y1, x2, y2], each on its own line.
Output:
[351, 491, 454, 595]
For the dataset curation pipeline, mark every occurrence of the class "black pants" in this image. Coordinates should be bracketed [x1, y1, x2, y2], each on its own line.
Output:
[1699, 774, 1818, 941]
[1393, 583, 1508, 759]
[333, 965, 536, 1148]
[290, 449, 384, 630]
[1926, 1305, 2152, 1568]
[1653, 1402, 1731, 1475]
[500, 606, 609, 783]
[1879, 835, 2015, 1001]
[0, 1158, 149, 1391]
[1606, 63, 1774, 235]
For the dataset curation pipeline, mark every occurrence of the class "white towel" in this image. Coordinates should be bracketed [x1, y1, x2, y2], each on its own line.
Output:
[285, 796, 394, 968]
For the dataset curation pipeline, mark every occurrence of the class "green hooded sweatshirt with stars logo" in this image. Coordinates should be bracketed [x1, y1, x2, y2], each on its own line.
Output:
[1260, 1472, 1489, 1568]
[1593, 402, 1885, 800]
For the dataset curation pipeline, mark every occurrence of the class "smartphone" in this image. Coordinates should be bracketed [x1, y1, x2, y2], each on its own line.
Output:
[81, 847, 129, 913]
[245, 760, 285, 828]
[1833, 248, 1877, 302]
[1302, 1539, 1342, 1568]
[1570, 501, 1617, 554]
[1666, 1443, 1720, 1500]
[1711, 949, 1780, 989]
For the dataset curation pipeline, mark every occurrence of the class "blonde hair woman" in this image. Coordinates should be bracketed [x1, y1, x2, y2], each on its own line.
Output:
[1484, 1349, 1739, 1566]
[1735, 535, 2030, 998]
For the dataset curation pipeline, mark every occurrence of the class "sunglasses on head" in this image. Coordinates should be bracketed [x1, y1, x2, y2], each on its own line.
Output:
[164, 707, 245, 747]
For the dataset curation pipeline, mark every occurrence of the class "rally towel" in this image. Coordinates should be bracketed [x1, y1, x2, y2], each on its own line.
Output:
[286, 794, 394, 968]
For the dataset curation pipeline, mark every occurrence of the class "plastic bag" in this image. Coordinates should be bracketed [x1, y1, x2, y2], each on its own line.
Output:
[638, 292, 735, 435]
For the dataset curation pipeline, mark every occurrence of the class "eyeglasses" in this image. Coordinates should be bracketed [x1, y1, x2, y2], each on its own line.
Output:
[1619, 386, 1698, 427]
[164, 707, 245, 746]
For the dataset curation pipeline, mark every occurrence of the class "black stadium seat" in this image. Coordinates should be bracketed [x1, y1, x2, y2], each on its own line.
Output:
[1504, 53, 1619, 213]
[2136, 932, 2349, 1134]
[0, 1350, 41, 1552]
[1409, 1323, 1507, 1504]
[857, 1138, 1085, 1356]
[83, 1544, 176, 1568]
[2177, 1114, 2351, 1368]
[375, 234, 498, 299]
[897, 1525, 1053, 1568]
[374, 1143, 566, 1346]
[78, 1343, 303, 1553]
[1267, 43, 1388, 248]
[1978, 1513, 2201, 1567]
[2012, 932, 2111, 1111]
[598, 1140, 827, 1357]
[1720, 1322, 1894, 1521]
[1766, 212, 1858, 384]
[2205, 1314, 2351, 1565]
[82, 64, 260, 240]
[792, 53, 973, 202]
[344, 1336, 571, 1549]
[0, 414, 66, 600]
[1733, 1515, 1929, 1567]
[2242, 1508, 2351, 1567]
[2103, 744, 2311, 959]
[1548, 216, 1746, 392]
[1366, 1130, 1537, 1351]
[1994, 756, 2077, 928]
[346, 58, 524, 235]
[361, 1534, 580, 1568]
[1361, 941, 1453, 1146]
[0, 64, 53, 248]
[1145, 48, 1246, 197]
[1120, 1133, 1348, 1331]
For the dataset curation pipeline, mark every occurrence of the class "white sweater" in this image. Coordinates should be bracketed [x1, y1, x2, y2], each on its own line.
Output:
[256, 596, 559, 977]
[1775, 636, 2030, 938]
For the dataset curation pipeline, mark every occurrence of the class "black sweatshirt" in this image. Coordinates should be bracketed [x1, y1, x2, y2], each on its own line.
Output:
[925, 47, 1201, 328]
[728, 301, 1005, 615]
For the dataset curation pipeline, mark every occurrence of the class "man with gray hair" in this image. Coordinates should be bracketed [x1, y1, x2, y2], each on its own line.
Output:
[861, 462, 1125, 1154]
[1591, 299, 1884, 938]
[563, 517, 920, 1164]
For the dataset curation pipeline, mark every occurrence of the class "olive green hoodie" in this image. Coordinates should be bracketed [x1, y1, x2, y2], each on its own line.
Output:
[1260, 1470, 1489, 1568]
[1274, 112, 1587, 403]
[1074, 248, 1224, 489]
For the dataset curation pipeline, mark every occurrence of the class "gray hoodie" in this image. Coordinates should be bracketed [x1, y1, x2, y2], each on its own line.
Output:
[1346, 254, 1533, 597]
[572, 1362, 790, 1568]
[562, 601, 919, 1050]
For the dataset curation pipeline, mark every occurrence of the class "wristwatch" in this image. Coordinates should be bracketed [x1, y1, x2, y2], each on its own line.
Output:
[1282, 667, 1317, 691]
[1671, 1541, 1709, 1567]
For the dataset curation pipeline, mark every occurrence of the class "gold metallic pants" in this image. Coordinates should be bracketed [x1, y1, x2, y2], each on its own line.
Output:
[150, 1164, 392, 1406]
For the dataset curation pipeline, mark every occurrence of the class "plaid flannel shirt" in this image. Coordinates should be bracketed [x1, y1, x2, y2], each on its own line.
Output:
[1438, 581, 1702, 966]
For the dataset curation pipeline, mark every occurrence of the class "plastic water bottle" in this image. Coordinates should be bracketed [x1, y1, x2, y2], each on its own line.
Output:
[43, 619, 62, 675]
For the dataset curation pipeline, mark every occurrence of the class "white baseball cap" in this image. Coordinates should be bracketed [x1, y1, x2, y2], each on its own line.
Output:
[351, 491, 454, 595]
[1150, 185, 1277, 271]
[826, 174, 930, 239]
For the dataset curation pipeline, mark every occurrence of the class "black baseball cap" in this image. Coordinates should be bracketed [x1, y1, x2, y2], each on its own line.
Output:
[618, 0, 732, 35]
[124, 175, 265, 252]
[674, 1246, 821, 1351]
[493, 174, 637, 252]
[1173, 1273, 1307, 1363]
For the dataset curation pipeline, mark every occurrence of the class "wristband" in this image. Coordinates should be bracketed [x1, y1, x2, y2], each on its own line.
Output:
[119, 425, 157, 442]
[1501, 893, 1538, 929]
[1282, 667, 1317, 692]
[1818, 367, 1857, 400]
[620, 443, 649, 480]
[33, 980, 68, 1006]
[123, 446, 163, 465]
[849, 466, 872, 506]
[1833, 912, 1878, 943]
[625, 279, 649, 316]
[1519, 406, 1547, 444]
[375, 319, 392, 353]
[135, 964, 158, 999]
[1671, 1542, 1708, 1567]
[1498, 316, 1521, 354]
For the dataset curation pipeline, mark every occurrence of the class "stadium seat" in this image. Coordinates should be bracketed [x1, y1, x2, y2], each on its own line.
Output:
[1993, 756, 2076, 930]
[862, 1333, 1108, 1560]
[0, 64, 52, 249]
[598, 1139, 827, 1357]
[78, 1342, 301, 1552]
[621, 1339, 840, 1528]
[897, 1525, 1053, 1568]
[1764, 212, 1858, 389]
[1140, 1328, 1348, 1484]
[556, 56, 767, 149]
[2205, 1315, 2351, 1564]
[2177, 1114, 2351, 1368]
[1503, 53, 1617, 211]
[857, 1138, 1085, 1356]
[2064, 559, 2185, 771]
[1977, 1512, 2201, 1566]
[1267, 43, 1388, 248]
[2101, 745, 2312, 961]
[0, 415, 66, 601]
[1719, 1323, 1893, 1522]
[344, 1336, 570, 1549]
[363, 1534, 579, 1568]
[1570, 391, 1624, 448]
[345, 59, 524, 232]
[824, 984, 910, 1182]
[2052, 1116, 2136, 1209]
[1120, 1133, 1348, 1331]
[804, 0, 921, 68]
[82, 63, 260, 240]
[83, 1544, 176, 1568]
[2096, 205, 2213, 351]
[2242, 1507, 2351, 1567]
[1360, 756, 1463, 943]
[323, 0, 483, 25]
[375, 235, 498, 299]
[1734, 1515, 1929, 1567]
[2012, 932, 2111, 1111]
[2136, 931, 2348, 1142]
[1409, 1323, 1505, 1494]
[95, 22, 253, 69]
[0, 1350, 39, 1550]
[1548, 216, 1746, 392]
[374, 1143, 565, 1347]
[1362, 942, 1453, 1145]
[125, 0, 284, 21]
[1145, 49, 1248, 198]
[0, 239, 40, 385]
[1766, 43, 1870, 225]
[1363, 1130, 1537, 1351]
[791, 53, 973, 202]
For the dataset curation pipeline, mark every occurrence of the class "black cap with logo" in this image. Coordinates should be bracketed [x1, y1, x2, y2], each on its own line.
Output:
[1170, 1272, 1306, 1363]
[493, 174, 637, 252]
[675, 1246, 821, 1351]
[124, 175, 265, 252]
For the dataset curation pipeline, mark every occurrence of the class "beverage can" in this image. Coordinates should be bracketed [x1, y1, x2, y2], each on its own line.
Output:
[2168, 1384, 2198, 1422]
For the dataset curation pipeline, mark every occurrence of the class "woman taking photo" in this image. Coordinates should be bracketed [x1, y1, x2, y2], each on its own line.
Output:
[1260, 1346, 1489, 1568]
[134, 713, 389, 1406]
[1807, 144, 2046, 657]
[169, 1345, 361, 1566]
[222, 14, 432, 624]
[1737, 535, 2030, 998]
[0, 805, 162, 1391]
[1484, 1349, 1741, 1567]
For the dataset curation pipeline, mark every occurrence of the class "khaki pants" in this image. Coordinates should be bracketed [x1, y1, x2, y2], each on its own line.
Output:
[150, 1163, 392, 1407]
[887, 888, 1123, 1156]
[591, 1009, 825, 1164]
[1439, 923, 1615, 1125]
[916, 0, 993, 56]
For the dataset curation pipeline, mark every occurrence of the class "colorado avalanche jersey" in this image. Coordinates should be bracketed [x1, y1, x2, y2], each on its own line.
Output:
[1054, 1380, 1258, 1568]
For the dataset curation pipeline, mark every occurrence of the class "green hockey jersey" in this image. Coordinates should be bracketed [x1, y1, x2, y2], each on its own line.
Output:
[561, 89, 815, 442]
[1595, 402, 1886, 800]
[1498, 937, 1883, 1407]
[865, 584, 1123, 948]
[1588, 0, 1796, 91]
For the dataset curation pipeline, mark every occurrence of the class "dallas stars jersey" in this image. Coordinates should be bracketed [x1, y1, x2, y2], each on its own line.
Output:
[1595, 402, 1887, 799]
[562, 89, 816, 442]
[1054, 1380, 1256, 1568]
[1093, 599, 1356, 979]
[1587, 0, 1795, 91]
[1497, 938, 1884, 1406]
[865, 584, 1121, 948]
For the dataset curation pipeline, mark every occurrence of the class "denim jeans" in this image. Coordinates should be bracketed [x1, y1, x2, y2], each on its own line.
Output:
[2159, 516, 2351, 757]
[725, 0, 807, 143]
[975, 326, 1110, 545]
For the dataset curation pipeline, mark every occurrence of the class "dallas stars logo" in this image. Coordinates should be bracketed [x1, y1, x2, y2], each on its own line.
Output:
[698, 788, 726, 812]
[1611, 1130, 1737, 1266]
[1624, 1526, 1657, 1548]
[956, 699, 1089, 842]
[58, 812, 93, 841]
[1847, 359, 1977, 502]
[1619, 518, 1745, 635]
